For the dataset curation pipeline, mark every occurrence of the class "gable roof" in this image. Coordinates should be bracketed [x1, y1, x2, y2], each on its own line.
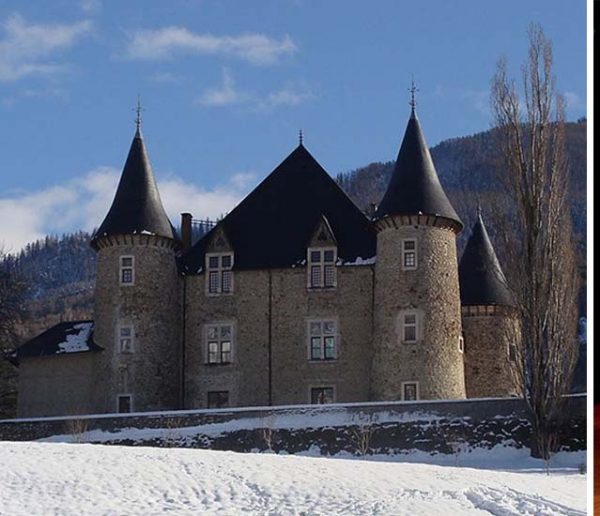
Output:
[458, 213, 514, 307]
[7, 321, 102, 365]
[375, 109, 462, 229]
[182, 144, 376, 272]
[91, 128, 178, 248]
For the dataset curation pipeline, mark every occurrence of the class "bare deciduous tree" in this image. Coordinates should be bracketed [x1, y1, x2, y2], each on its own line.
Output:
[489, 24, 580, 459]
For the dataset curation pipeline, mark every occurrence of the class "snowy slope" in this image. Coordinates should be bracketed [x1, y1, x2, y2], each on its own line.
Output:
[0, 442, 586, 515]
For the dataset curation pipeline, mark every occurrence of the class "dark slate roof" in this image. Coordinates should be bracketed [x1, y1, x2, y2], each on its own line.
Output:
[458, 213, 514, 307]
[7, 321, 102, 365]
[182, 144, 376, 272]
[91, 128, 178, 248]
[375, 109, 462, 228]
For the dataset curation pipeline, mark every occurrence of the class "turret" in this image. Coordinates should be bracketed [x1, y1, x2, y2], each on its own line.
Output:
[371, 98, 465, 401]
[459, 210, 519, 398]
[90, 112, 182, 414]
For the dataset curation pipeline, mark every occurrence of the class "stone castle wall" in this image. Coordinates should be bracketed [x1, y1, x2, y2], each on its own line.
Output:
[372, 221, 465, 400]
[92, 235, 182, 413]
[184, 265, 373, 408]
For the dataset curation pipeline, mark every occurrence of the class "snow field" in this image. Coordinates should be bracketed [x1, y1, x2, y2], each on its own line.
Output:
[0, 442, 586, 515]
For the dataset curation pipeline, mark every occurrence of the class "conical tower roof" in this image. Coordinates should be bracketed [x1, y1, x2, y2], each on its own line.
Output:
[375, 108, 462, 229]
[91, 127, 177, 248]
[458, 212, 514, 307]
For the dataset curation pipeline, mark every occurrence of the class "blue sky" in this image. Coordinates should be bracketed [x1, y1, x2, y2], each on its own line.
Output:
[0, 0, 588, 252]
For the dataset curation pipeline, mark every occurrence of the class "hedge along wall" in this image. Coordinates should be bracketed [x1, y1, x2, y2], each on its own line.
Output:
[0, 395, 586, 456]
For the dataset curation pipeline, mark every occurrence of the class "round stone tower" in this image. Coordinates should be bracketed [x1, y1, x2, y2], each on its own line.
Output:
[371, 103, 465, 401]
[459, 210, 519, 398]
[90, 119, 182, 414]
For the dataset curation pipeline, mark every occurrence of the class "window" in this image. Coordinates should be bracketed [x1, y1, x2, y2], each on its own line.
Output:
[117, 394, 132, 413]
[401, 382, 419, 401]
[208, 391, 229, 408]
[401, 312, 419, 342]
[458, 335, 464, 353]
[118, 326, 134, 353]
[120, 256, 134, 285]
[206, 253, 233, 294]
[308, 320, 337, 360]
[402, 239, 417, 270]
[206, 324, 233, 364]
[508, 343, 517, 362]
[308, 248, 336, 289]
[311, 387, 334, 404]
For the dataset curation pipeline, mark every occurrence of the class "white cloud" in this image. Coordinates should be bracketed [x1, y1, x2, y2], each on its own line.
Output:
[80, 0, 101, 14]
[197, 70, 315, 110]
[151, 72, 182, 84]
[0, 167, 255, 253]
[0, 14, 92, 82]
[563, 91, 585, 112]
[125, 26, 296, 65]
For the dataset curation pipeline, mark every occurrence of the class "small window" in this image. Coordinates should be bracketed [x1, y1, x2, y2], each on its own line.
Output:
[402, 382, 419, 401]
[118, 326, 134, 353]
[308, 247, 337, 289]
[402, 312, 419, 343]
[206, 253, 234, 294]
[207, 391, 229, 408]
[117, 395, 132, 413]
[402, 239, 417, 270]
[458, 335, 464, 353]
[120, 256, 134, 285]
[206, 324, 233, 364]
[508, 343, 517, 362]
[311, 387, 334, 404]
[308, 320, 337, 360]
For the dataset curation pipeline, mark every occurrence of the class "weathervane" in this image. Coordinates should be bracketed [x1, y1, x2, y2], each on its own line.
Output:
[409, 78, 419, 112]
[134, 95, 144, 131]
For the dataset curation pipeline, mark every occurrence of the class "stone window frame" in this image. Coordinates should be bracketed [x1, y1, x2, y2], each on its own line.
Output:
[119, 255, 135, 286]
[204, 322, 235, 365]
[307, 246, 337, 290]
[309, 385, 336, 404]
[401, 381, 419, 401]
[205, 252, 234, 296]
[307, 318, 339, 361]
[401, 238, 418, 270]
[116, 393, 133, 413]
[399, 310, 421, 343]
[458, 335, 465, 353]
[207, 390, 230, 409]
[117, 324, 134, 354]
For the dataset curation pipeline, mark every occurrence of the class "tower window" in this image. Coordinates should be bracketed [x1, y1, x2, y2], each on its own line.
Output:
[206, 253, 234, 295]
[402, 239, 417, 270]
[458, 335, 465, 353]
[508, 343, 517, 362]
[206, 323, 233, 364]
[307, 247, 337, 289]
[308, 320, 337, 360]
[401, 312, 419, 342]
[118, 326, 134, 353]
[311, 386, 334, 404]
[117, 394, 132, 413]
[120, 256, 134, 285]
[207, 391, 229, 408]
[401, 382, 419, 401]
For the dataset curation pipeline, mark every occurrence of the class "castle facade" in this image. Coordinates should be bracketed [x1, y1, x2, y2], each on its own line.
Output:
[12, 106, 519, 417]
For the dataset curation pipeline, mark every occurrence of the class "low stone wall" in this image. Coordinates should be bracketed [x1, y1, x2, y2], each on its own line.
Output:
[0, 395, 586, 456]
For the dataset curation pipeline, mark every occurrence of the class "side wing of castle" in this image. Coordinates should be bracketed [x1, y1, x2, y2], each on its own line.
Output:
[11, 105, 519, 417]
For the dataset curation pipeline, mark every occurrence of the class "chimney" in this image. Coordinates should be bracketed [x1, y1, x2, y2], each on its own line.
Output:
[181, 213, 192, 251]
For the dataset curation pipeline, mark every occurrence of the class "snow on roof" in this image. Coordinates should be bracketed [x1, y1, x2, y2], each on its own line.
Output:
[57, 323, 93, 353]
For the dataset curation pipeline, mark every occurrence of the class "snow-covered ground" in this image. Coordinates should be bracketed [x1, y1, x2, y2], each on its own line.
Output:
[0, 442, 586, 515]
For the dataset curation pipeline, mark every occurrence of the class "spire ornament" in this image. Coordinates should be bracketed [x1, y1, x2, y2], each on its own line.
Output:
[134, 95, 144, 132]
[409, 78, 419, 115]
[299, 129, 304, 146]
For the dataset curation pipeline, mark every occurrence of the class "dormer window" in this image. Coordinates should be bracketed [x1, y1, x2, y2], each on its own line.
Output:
[402, 239, 417, 270]
[308, 247, 337, 289]
[206, 253, 233, 295]
[120, 256, 134, 285]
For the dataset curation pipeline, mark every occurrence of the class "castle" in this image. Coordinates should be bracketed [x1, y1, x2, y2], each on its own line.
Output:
[11, 103, 519, 418]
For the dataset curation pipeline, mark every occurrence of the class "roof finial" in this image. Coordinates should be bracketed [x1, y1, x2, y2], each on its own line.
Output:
[299, 128, 304, 146]
[476, 200, 482, 218]
[409, 77, 419, 116]
[134, 95, 144, 132]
